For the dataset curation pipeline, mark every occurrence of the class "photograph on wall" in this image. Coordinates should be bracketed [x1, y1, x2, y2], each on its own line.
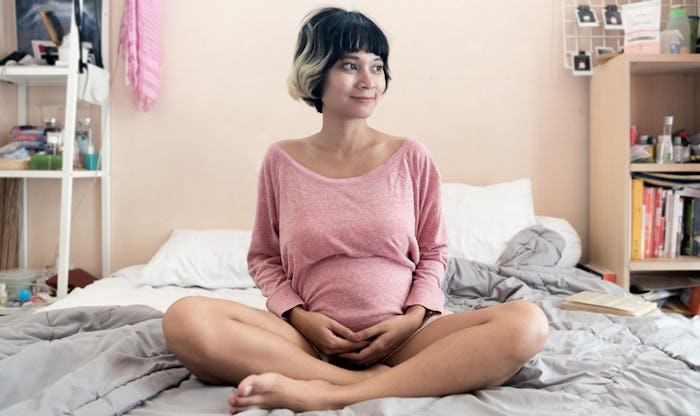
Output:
[571, 51, 593, 76]
[15, 0, 103, 67]
[603, 4, 623, 30]
[576, 5, 598, 28]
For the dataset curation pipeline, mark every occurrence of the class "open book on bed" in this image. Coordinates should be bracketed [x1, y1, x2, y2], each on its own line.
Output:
[560, 291, 657, 317]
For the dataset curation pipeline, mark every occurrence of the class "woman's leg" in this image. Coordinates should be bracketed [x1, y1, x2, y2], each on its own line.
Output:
[229, 299, 548, 413]
[162, 296, 382, 386]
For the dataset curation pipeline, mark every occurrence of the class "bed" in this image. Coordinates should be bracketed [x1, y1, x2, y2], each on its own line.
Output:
[1, 179, 699, 415]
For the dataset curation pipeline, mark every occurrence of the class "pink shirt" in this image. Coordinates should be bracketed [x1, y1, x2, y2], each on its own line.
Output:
[247, 138, 448, 332]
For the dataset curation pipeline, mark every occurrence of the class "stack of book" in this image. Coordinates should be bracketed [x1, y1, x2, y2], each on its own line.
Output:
[631, 173, 700, 260]
[630, 173, 700, 316]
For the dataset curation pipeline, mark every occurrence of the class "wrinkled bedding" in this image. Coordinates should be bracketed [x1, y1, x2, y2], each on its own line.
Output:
[0, 306, 189, 415]
[1, 226, 699, 415]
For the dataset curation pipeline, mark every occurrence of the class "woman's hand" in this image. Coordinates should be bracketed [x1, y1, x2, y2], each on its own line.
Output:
[339, 305, 427, 366]
[287, 307, 369, 356]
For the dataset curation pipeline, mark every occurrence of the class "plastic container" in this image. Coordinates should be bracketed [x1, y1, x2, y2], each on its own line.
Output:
[83, 144, 98, 170]
[657, 116, 674, 163]
[689, 15, 699, 53]
[665, 7, 691, 54]
[0, 269, 40, 300]
[30, 154, 62, 170]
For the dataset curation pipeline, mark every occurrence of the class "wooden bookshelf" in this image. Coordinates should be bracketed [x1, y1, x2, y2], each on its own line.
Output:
[589, 54, 700, 291]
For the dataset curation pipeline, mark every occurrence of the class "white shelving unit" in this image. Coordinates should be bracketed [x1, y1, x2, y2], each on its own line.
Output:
[0, 1, 110, 298]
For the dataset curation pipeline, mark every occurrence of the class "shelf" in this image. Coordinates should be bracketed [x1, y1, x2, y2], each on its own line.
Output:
[630, 256, 700, 272]
[622, 54, 700, 75]
[0, 65, 69, 86]
[631, 163, 700, 173]
[0, 170, 103, 179]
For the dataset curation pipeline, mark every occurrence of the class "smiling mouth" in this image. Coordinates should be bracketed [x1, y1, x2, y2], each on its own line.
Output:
[352, 96, 375, 103]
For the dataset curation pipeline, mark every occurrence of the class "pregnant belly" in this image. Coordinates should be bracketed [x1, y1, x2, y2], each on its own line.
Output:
[296, 256, 412, 332]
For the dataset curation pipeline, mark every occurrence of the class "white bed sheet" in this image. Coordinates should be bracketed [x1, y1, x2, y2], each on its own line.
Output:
[39, 265, 268, 313]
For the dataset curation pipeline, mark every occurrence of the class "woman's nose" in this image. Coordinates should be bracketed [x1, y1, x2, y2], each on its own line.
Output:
[357, 69, 375, 89]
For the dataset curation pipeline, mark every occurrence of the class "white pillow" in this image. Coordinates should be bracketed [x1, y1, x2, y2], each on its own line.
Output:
[140, 229, 255, 289]
[441, 179, 536, 264]
[535, 216, 582, 268]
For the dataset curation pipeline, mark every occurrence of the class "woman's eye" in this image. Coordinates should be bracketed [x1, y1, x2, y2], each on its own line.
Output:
[371, 65, 384, 73]
[342, 63, 357, 70]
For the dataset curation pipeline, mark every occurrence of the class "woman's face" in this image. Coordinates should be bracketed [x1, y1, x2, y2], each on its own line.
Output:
[320, 50, 386, 119]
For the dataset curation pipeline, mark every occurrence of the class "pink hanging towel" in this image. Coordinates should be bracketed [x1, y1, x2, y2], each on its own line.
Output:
[120, 0, 162, 111]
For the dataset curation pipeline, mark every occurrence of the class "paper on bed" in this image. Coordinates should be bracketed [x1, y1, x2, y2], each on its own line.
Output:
[560, 290, 657, 317]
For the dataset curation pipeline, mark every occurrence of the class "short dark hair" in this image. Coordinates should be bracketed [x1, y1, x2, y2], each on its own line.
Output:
[287, 7, 391, 113]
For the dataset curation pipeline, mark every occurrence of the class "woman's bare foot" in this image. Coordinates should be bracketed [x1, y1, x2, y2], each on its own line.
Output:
[228, 372, 347, 414]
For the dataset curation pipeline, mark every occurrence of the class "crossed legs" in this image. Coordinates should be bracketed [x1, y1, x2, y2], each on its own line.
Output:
[162, 297, 548, 414]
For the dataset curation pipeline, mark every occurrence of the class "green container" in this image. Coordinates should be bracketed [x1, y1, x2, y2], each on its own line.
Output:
[30, 154, 62, 170]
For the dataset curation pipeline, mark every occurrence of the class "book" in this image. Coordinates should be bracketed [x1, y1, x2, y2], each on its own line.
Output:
[681, 197, 698, 256]
[643, 186, 654, 258]
[652, 186, 664, 257]
[561, 290, 657, 317]
[631, 178, 644, 260]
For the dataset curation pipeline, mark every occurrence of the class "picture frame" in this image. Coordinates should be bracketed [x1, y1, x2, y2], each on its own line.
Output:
[31, 39, 58, 65]
[595, 46, 615, 56]
[576, 4, 598, 28]
[603, 4, 623, 30]
[571, 51, 593, 76]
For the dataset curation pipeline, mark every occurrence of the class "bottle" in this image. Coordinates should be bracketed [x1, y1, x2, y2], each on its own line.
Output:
[657, 116, 674, 163]
[663, 115, 673, 137]
[646, 136, 656, 163]
[666, 6, 691, 54]
[673, 136, 683, 163]
[83, 144, 98, 171]
[45, 132, 60, 156]
[76, 118, 92, 168]
[43, 117, 59, 134]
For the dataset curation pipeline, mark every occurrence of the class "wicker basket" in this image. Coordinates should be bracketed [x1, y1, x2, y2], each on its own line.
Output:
[0, 158, 30, 170]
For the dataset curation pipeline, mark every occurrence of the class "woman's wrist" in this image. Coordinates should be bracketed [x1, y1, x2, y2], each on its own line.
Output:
[285, 306, 306, 326]
[404, 305, 427, 327]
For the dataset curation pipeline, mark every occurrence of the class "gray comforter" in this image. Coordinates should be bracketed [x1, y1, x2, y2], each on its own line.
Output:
[0, 305, 189, 415]
[1, 226, 699, 415]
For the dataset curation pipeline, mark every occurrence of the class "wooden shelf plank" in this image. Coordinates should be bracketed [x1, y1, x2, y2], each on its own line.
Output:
[631, 256, 700, 271]
[0, 170, 103, 179]
[631, 163, 700, 172]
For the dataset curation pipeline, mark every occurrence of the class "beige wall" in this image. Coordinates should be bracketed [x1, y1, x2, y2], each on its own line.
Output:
[2, 1, 591, 276]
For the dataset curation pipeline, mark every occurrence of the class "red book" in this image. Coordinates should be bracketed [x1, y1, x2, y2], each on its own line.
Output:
[652, 187, 664, 258]
[643, 186, 654, 259]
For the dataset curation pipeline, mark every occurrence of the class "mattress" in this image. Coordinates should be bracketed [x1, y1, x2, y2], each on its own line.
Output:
[1, 225, 698, 415]
[39, 264, 267, 313]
